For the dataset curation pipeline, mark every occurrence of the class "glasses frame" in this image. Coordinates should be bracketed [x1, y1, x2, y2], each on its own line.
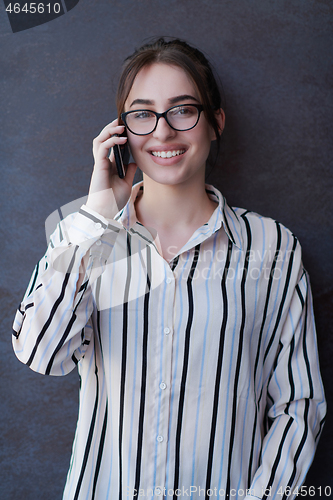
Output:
[121, 104, 204, 136]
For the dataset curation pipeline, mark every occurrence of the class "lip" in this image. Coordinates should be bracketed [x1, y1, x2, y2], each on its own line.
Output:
[147, 144, 188, 153]
[146, 144, 188, 166]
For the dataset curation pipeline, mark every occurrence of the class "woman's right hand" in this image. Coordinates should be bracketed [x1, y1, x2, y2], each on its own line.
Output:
[86, 119, 137, 219]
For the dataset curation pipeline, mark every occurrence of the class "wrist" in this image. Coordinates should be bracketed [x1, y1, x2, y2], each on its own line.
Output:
[86, 188, 119, 220]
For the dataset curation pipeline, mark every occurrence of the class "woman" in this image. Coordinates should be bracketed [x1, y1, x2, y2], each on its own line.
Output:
[13, 38, 326, 500]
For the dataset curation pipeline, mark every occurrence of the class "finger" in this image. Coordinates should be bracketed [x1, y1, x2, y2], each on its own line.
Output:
[95, 123, 125, 145]
[94, 136, 127, 162]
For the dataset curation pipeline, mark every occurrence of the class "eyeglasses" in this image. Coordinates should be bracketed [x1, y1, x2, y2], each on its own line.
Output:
[121, 104, 204, 136]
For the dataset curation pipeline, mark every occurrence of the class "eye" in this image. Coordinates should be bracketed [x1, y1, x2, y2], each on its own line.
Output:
[131, 110, 155, 120]
[170, 105, 196, 117]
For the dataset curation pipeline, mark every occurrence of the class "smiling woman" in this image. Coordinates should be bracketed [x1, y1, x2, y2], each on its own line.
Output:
[12, 37, 326, 500]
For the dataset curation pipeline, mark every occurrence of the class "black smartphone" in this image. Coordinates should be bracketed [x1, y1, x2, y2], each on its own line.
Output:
[113, 134, 130, 178]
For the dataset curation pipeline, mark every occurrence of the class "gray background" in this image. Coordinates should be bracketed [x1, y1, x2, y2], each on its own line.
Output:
[0, 0, 332, 498]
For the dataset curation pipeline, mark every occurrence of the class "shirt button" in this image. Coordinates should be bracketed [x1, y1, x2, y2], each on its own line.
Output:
[157, 435, 164, 442]
[155, 488, 162, 496]
[95, 240, 101, 246]
[95, 222, 102, 230]
[159, 382, 167, 390]
[164, 327, 170, 335]
[166, 277, 172, 284]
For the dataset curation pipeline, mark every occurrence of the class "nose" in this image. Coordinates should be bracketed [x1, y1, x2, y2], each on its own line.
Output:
[152, 115, 177, 141]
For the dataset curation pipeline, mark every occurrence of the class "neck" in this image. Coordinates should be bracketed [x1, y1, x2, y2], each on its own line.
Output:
[134, 173, 217, 230]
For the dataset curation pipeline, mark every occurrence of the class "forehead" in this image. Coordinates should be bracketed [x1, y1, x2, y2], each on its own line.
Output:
[125, 63, 200, 107]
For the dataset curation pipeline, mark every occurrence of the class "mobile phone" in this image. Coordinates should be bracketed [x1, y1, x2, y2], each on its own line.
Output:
[113, 134, 130, 178]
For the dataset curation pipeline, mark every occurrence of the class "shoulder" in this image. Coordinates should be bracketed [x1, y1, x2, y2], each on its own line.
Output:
[208, 185, 301, 261]
[232, 206, 303, 275]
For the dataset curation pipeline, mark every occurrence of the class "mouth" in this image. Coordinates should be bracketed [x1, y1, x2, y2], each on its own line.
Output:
[150, 149, 186, 158]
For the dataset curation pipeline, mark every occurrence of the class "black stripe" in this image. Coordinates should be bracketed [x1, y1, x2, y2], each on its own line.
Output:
[205, 239, 233, 497]
[45, 311, 77, 374]
[114, 209, 124, 221]
[92, 401, 108, 500]
[71, 353, 78, 365]
[205, 188, 216, 196]
[133, 244, 151, 499]
[281, 277, 317, 498]
[285, 335, 295, 412]
[130, 227, 158, 252]
[26, 247, 78, 368]
[12, 329, 20, 339]
[263, 234, 298, 362]
[173, 244, 201, 499]
[27, 262, 39, 296]
[73, 347, 100, 500]
[25, 302, 34, 311]
[282, 400, 310, 500]
[58, 216, 64, 242]
[119, 233, 132, 500]
[95, 277, 103, 347]
[226, 213, 252, 497]
[297, 281, 314, 399]
[262, 417, 293, 498]
[78, 280, 88, 294]
[170, 255, 180, 271]
[74, 281, 89, 314]
[79, 208, 108, 229]
[222, 206, 236, 245]
[315, 416, 326, 441]
[248, 221, 281, 486]
[107, 222, 121, 232]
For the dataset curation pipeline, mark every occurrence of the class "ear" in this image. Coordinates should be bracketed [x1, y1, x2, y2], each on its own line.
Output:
[211, 108, 225, 140]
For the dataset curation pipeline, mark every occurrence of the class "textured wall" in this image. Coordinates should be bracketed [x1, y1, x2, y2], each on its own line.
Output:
[0, 0, 332, 498]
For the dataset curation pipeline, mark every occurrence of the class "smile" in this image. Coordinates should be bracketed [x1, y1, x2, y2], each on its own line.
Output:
[151, 149, 186, 158]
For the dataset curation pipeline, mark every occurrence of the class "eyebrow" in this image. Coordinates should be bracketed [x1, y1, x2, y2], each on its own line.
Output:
[129, 94, 200, 107]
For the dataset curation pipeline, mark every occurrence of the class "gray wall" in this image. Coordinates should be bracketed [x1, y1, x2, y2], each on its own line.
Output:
[1, 1, 332, 498]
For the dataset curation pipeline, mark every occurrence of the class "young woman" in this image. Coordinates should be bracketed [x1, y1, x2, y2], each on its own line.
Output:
[13, 38, 326, 500]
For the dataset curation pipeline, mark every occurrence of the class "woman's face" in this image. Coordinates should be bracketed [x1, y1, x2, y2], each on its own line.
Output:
[124, 63, 222, 188]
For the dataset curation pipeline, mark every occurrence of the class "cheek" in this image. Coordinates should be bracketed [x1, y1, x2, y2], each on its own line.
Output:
[127, 135, 144, 160]
[192, 127, 213, 157]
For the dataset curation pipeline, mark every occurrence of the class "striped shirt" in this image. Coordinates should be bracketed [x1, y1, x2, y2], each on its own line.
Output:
[12, 182, 326, 500]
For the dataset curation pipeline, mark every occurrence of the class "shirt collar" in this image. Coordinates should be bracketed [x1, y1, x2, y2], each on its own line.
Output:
[204, 184, 243, 250]
[114, 181, 243, 250]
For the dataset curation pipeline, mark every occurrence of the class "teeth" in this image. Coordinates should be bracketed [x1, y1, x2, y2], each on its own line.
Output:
[151, 150, 185, 158]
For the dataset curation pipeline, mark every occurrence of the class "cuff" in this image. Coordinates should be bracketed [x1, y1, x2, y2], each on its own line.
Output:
[50, 205, 123, 273]
[68, 205, 123, 246]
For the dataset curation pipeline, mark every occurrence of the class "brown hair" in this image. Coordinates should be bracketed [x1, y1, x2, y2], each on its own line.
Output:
[116, 37, 225, 149]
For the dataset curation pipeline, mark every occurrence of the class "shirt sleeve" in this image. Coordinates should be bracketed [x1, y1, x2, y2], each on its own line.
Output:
[245, 268, 326, 500]
[12, 204, 123, 376]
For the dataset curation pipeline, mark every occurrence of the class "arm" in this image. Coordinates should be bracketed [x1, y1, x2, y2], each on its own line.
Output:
[12, 119, 137, 376]
[245, 270, 326, 500]
[12, 205, 122, 376]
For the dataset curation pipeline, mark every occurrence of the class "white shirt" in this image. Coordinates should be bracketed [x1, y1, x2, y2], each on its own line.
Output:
[13, 182, 326, 500]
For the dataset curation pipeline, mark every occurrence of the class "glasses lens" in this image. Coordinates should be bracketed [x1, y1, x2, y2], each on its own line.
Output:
[125, 110, 157, 135]
[166, 105, 199, 131]
[124, 105, 200, 135]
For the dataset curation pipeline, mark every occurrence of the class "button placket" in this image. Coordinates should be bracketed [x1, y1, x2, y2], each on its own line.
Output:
[154, 266, 175, 489]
